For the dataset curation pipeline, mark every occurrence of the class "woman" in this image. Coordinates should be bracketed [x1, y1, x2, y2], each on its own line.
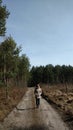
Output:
[34, 84, 42, 108]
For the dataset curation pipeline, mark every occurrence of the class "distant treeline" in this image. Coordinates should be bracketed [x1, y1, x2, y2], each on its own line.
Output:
[29, 64, 73, 86]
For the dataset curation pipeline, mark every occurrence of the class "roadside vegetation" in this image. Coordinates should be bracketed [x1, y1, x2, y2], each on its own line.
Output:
[42, 84, 73, 129]
[0, 36, 30, 121]
[0, 86, 27, 121]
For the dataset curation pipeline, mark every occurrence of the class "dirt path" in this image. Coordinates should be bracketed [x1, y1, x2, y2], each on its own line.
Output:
[0, 88, 70, 130]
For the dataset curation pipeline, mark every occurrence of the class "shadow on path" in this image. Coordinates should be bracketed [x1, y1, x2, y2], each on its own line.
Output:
[10, 125, 49, 130]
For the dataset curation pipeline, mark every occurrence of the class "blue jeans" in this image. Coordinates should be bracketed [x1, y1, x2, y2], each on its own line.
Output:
[36, 98, 40, 107]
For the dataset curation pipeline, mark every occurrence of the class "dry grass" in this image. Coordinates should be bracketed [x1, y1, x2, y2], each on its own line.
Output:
[0, 86, 27, 121]
[42, 84, 73, 126]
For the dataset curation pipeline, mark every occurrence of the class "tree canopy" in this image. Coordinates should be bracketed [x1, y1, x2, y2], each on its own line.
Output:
[0, 0, 9, 36]
[0, 36, 30, 87]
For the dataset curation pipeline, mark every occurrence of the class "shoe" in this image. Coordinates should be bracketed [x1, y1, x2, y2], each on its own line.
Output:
[36, 105, 39, 108]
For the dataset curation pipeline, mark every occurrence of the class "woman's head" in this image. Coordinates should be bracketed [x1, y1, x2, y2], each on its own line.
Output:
[37, 84, 40, 88]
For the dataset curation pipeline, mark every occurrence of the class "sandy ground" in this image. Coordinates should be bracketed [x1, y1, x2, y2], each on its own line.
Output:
[0, 88, 70, 130]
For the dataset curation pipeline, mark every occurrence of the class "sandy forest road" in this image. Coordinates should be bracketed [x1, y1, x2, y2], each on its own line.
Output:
[0, 88, 70, 130]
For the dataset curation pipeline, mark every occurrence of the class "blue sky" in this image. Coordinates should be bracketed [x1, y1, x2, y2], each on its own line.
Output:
[2, 0, 73, 66]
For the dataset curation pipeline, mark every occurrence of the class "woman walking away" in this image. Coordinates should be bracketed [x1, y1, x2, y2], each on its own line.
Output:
[34, 84, 42, 108]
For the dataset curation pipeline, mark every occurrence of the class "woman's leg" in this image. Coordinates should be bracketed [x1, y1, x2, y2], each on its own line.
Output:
[36, 98, 40, 108]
